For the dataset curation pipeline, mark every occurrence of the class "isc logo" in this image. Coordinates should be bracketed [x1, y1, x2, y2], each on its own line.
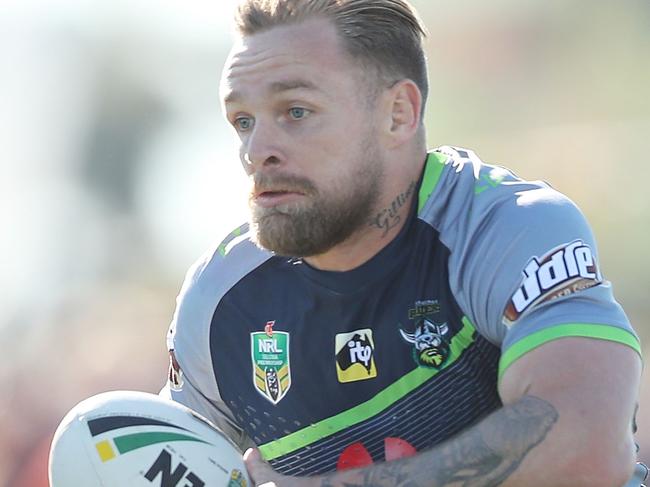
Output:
[504, 240, 602, 325]
[144, 450, 205, 487]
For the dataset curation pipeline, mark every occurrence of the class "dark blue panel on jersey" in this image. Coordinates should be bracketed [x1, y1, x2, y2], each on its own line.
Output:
[209, 215, 501, 475]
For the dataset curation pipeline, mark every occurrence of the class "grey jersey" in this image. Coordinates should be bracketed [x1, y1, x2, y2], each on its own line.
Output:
[162, 147, 640, 473]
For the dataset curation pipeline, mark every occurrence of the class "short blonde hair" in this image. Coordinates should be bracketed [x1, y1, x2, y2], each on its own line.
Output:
[234, 0, 428, 112]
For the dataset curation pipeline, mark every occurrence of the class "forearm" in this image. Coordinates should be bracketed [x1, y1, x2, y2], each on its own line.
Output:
[313, 395, 558, 487]
[247, 342, 641, 487]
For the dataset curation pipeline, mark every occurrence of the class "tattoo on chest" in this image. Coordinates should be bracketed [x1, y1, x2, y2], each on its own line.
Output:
[317, 396, 558, 487]
[369, 181, 417, 237]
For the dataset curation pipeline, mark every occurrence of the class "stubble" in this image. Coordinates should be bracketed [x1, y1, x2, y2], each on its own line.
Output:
[249, 138, 384, 257]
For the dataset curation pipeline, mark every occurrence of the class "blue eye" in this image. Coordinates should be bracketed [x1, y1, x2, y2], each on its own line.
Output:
[288, 107, 309, 120]
[234, 116, 253, 131]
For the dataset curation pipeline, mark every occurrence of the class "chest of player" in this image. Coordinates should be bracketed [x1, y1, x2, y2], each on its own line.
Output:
[209, 228, 501, 474]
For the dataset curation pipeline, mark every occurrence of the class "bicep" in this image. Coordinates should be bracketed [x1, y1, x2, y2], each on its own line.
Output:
[499, 336, 641, 416]
[499, 337, 641, 480]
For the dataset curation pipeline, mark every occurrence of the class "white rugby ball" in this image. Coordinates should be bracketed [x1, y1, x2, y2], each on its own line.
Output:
[49, 390, 250, 487]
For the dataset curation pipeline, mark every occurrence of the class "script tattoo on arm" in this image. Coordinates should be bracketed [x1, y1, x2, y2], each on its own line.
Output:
[317, 396, 558, 487]
[368, 181, 417, 237]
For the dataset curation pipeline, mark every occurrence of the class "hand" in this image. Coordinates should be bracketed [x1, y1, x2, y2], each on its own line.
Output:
[243, 448, 315, 487]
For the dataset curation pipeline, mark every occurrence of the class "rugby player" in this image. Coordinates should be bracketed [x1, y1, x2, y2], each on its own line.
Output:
[163, 1, 645, 485]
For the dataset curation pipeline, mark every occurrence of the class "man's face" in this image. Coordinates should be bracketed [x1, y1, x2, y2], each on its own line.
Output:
[220, 18, 385, 257]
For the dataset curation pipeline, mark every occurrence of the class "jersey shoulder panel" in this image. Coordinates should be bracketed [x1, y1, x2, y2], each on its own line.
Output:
[167, 223, 273, 404]
[417, 146, 639, 366]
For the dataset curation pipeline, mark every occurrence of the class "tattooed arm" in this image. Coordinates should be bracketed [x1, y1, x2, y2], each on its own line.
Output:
[245, 338, 641, 487]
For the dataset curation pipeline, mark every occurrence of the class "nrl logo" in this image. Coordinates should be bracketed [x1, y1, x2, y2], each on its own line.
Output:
[399, 319, 450, 368]
[251, 321, 291, 405]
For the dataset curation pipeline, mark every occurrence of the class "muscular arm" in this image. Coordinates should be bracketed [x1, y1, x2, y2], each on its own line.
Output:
[245, 337, 641, 487]
[320, 395, 557, 487]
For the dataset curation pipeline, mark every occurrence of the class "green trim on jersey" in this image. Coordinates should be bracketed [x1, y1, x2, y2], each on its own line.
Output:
[418, 152, 448, 213]
[258, 316, 477, 461]
[217, 223, 248, 256]
[498, 323, 642, 380]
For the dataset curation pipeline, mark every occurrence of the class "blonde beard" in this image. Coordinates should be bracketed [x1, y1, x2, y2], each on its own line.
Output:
[249, 146, 384, 257]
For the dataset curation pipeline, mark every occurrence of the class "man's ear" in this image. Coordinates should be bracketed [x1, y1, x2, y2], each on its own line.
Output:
[380, 79, 422, 148]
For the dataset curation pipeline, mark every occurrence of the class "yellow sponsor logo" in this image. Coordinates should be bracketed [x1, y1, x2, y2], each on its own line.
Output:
[335, 329, 377, 383]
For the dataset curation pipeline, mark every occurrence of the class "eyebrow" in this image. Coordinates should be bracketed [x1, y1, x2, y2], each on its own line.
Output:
[223, 79, 321, 104]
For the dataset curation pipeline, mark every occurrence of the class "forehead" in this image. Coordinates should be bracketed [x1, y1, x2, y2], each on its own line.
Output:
[221, 18, 359, 103]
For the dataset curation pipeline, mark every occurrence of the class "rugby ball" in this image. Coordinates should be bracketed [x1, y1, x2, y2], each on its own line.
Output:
[49, 390, 250, 487]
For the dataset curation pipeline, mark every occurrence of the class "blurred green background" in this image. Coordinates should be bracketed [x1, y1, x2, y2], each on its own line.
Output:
[1, 0, 648, 485]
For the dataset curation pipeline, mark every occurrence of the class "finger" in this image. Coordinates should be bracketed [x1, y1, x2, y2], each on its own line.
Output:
[243, 448, 279, 486]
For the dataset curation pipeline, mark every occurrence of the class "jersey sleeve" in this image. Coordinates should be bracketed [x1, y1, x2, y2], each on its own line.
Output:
[433, 148, 642, 379]
[161, 224, 265, 451]
[160, 374, 254, 451]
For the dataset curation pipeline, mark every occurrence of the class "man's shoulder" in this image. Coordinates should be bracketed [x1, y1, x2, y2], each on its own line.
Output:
[421, 147, 613, 352]
[182, 222, 273, 295]
[419, 145, 579, 232]
[169, 222, 273, 352]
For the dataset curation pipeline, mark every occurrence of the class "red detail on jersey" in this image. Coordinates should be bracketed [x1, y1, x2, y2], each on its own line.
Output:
[336, 442, 374, 471]
[384, 437, 417, 461]
[265, 321, 275, 337]
[336, 438, 418, 471]
[167, 350, 184, 389]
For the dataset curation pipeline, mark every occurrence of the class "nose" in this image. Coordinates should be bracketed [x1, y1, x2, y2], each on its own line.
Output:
[241, 120, 282, 174]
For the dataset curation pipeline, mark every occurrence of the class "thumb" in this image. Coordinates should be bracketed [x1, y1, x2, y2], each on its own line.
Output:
[243, 447, 279, 487]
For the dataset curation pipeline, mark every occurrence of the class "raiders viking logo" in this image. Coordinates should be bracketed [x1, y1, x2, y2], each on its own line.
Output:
[399, 319, 450, 368]
[251, 321, 291, 404]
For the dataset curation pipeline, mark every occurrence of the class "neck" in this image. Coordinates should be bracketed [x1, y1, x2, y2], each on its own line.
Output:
[303, 175, 421, 272]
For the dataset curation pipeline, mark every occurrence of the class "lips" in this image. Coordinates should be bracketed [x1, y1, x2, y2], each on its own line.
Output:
[256, 189, 300, 197]
[253, 188, 306, 208]
[252, 173, 315, 208]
